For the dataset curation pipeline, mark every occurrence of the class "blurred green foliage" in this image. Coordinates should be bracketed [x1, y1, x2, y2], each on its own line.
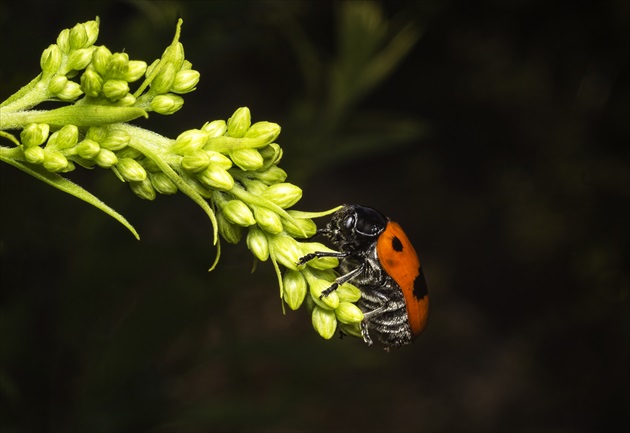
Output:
[1, 1, 628, 432]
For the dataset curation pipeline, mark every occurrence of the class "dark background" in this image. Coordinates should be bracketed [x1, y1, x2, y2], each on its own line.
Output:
[1, 1, 628, 432]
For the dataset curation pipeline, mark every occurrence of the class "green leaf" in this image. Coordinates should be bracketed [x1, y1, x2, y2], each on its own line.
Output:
[0, 148, 139, 240]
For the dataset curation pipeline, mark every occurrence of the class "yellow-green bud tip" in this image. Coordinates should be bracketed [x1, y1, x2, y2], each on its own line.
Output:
[230, 148, 264, 171]
[21, 124, 50, 148]
[261, 183, 302, 209]
[253, 206, 283, 235]
[150, 94, 184, 115]
[312, 306, 337, 340]
[246, 227, 270, 262]
[334, 301, 364, 325]
[269, 234, 302, 270]
[197, 163, 234, 191]
[282, 270, 307, 310]
[171, 69, 200, 94]
[227, 107, 251, 138]
[309, 278, 340, 310]
[222, 200, 256, 227]
[116, 158, 147, 182]
[244, 121, 281, 145]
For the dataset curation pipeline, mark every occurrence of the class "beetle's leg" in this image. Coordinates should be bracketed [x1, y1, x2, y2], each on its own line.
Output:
[360, 321, 373, 346]
[296, 250, 349, 266]
[320, 262, 366, 298]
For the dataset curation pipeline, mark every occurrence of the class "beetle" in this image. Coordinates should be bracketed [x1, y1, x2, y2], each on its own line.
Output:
[298, 204, 428, 348]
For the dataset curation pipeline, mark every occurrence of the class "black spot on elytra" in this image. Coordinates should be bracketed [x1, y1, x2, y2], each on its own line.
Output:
[413, 268, 428, 299]
[391, 236, 403, 252]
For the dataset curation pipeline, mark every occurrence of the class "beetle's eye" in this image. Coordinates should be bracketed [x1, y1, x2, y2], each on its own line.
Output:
[343, 214, 356, 233]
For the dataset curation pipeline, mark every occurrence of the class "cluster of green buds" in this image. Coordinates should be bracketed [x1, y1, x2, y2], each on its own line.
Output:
[175, 107, 367, 341]
[37, 17, 197, 112]
[0, 18, 364, 342]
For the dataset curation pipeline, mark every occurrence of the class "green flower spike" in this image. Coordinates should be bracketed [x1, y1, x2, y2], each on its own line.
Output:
[0, 17, 363, 345]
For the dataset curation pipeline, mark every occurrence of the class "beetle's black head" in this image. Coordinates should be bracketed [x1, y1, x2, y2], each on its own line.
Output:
[322, 204, 388, 253]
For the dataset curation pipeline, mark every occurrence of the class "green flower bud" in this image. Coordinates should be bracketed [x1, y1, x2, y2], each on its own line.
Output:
[68, 48, 94, 71]
[40, 45, 62, 75]
[269, 234, 302, 270]
[102, 79, 129, 101]
[312, 306, 337, 340]
[95, 148, 118, 168]
[56, 81, 83, 102]
[335, 302, 364, 325]
[57, 28, 71, 54]
[151, 62, 176, 94]
[171, 69, 199, 94]
[230, 148, 264, 171]
[246, 226, 269, 262]
[172, 129, 210, 154]
[92, 46, 112, 76]
[150, 94, 183, 115]
[116, 147, 141, 160]
[163, 42, 185, 71]
[299, 242, 339, 270]
[217, 211, 242, 244]
[101, 129, 130, 151]
[49, 75, 68, 94]
[205, 151, 233, 170]
[253, 166, 287, 185]
[116, 158, 147, 182]
[76, 139, 100, 159]
[261, 183, 302, 209]
[69, 23, 88, 50]
[124, 60, 147, 82]
[84, 19, 99, 47]
[282, 270, 307, 310]
[253, 206, 283, 234]
[114, 93, 136, 107]
[181, 150, 210, 173]
[339, 322, 363, 339]
[150, 172, 178, 195]
[60, 126, 78, 145]
[24, 146, 45, 164]
[282, 211, 317, 239]
[227, 107, 251, 138]
[222, 200, 256, 227]
[197, 163, 234, 191]
[201, 120, 227, 138]
[336, 283, 362, 303]
[43, 150, 69, 172]
[51, 125, 79, 150]
[80, 67, 103, 97]
[309, 278, 340, 310]
[21, 123, 49, 147]
[244, 121, 281, 146]
[259, 143, 283, 167]
[243, 179, 268, 196]
[130, 178, 156, 201]
[86, 126, 107, 143]
[106, 52, 129, 79]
